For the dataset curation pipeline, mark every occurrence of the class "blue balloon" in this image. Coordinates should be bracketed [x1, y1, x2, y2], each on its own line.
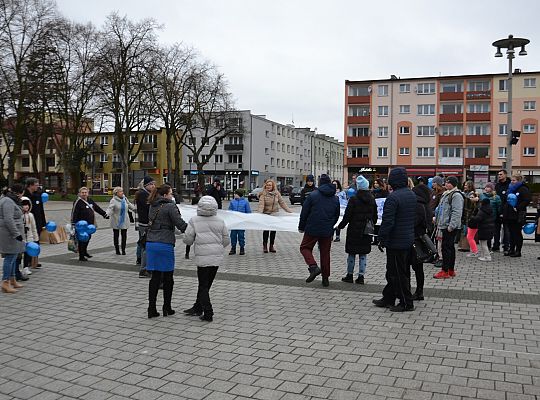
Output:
[86, 224, 96, 235]
[523, 223, 536, 235]
[507, 193, 517, 208]
[41, 192, 49, 203]
[45, 221, 57, 232]
[346, 187, 356, 198]
[77, 232, 90, 242]
[75, 220, 89, 233]
[26, 242, 40, 257]
[428, 177, 433, 189]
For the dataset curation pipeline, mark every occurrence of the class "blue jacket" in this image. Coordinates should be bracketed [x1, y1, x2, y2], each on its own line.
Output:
[298, 183, 340, 237]
[378, 168, 417, 250]
[228, 197, 251, 214]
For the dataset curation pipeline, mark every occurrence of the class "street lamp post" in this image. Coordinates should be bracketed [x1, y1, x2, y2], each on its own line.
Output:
[325, 150, 330, 175]
[492, 34, 529, 175]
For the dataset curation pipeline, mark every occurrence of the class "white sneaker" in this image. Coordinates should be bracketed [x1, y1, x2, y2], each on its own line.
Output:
[466, 252, 478, 258]
[478, 257, 492, 262]
[23, 267, 32, 276]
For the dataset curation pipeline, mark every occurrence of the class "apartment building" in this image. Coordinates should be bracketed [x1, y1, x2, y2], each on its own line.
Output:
[345, 71, 540, 186]
[310, 133, 345, 183]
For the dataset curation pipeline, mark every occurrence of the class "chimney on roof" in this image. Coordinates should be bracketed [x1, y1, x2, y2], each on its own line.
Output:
[514, 68, 522, 74]
[390, 74, 399, 80]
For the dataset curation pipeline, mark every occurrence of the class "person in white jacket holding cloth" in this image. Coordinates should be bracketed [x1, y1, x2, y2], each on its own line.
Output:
[106, 187, 136, 255]
[20, 197, 39, 277]
[183, 195, 230, 322]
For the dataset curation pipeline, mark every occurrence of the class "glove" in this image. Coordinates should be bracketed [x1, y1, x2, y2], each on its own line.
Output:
[15, 235, 23, 241]
[377, 244, 385, 252]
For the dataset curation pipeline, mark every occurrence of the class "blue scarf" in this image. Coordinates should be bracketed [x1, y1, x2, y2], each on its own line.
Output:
[508, 181, 523, 194]
[118, 196, 126, 228]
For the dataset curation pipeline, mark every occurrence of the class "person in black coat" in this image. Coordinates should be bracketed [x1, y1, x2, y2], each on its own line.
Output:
[71, 186, 108, 261]
[337, 175, 377, 284]
[410, 185, 431, 301]
[299, 174, 340, 287]
[24, 177, 46, 268]
[373, 167, 417, 312]
[135, 176, 156, 271]
[300, 174, 316, 205]
[502, 174, 531, 258]
[468, 198, 495, 261]
[206, 178, 226, 209]
[494, 169, 511, 252]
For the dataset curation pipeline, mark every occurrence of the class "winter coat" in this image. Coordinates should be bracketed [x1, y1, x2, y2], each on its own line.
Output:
[502, 183, 531, 223]
[146, 196, 188, 246]
[479, 192, 502, 219]
[429, 187, 445, 213]
[183, 196, 230, 267]
[495, 178, 511, 204]
[135, 188, 151, 225]
[435, 188, 464, 231]
[206, 185, 226, 209]
[378, 168, 417, 250]
[23, 212, 39, 242]
[299, 183, 340, 237]
[71, 197, 107, 226]
[463, 190, 479, 224]
[337, 191, 377, 255]
[0, 194, 25, 254]
[469, 203, 495, 240]
[106, 195, 136, 230]
[228, 197, 252, 214]
[412, 186, 431, 238]
[300, 184, 316, 205]
[258, 190, 291, 215]
[372, 188, 389, 199]
[23, 188, 46, 231]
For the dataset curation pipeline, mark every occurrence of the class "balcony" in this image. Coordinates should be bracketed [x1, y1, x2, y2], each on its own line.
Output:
[439, 113, 464, 123]
[440, 92, 464, 101]
[465, 135, 490, 144]
[348, 95, 370, 104]
[466, 112, 491, 122]
[347, 116, 370, 124]
[224, 144, 244, 152]
[464, 157, 490, 166]
[140, 161, 157, 169]
[347, 136, 370, 145]
[466, 90, 491, 100]
[224, 162, 243, 170]
[438, 157, 463, 166]
[439, 135, 463, 144]
[345, 156, 370, 166]
[140, 142, 157, 151]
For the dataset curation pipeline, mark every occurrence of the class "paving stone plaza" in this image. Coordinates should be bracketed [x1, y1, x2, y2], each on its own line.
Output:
[1, 202, 540, 400]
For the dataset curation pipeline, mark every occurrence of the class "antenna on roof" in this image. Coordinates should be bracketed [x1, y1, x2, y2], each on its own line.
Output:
[291, 113, 294, 125]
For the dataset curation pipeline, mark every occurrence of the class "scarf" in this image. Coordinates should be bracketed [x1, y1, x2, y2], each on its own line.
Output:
[118, 196, 126, 229]
[508, 181, 523, 194]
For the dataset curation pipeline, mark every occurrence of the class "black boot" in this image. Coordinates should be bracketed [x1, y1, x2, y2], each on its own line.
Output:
[305, 265, 321, 283]
[162, 275, 175, 316]
[148, 308, 160, 318]
[239, 248, 245, 255]
[341, 273, 353, 283]
[229, 247, 236, 255]
[183, 306, 202, 316]
[148, 274, 160, 318]
[355, 275, 364, 284]
[413, 291, 424, 301]
[115, 245, 121, 255]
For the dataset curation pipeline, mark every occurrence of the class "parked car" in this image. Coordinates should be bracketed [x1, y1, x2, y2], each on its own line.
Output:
[247, 187, 263, 202]
[289, 187, 302, 205]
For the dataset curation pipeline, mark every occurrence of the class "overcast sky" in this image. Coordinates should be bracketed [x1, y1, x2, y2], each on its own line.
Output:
[56, 0, 540, 141]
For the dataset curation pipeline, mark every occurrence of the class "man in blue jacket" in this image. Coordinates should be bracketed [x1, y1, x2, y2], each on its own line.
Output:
[373, 167, 417, 311]
[299, 174, 340, 287]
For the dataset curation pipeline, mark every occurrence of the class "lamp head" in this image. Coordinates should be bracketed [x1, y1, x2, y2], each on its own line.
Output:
[495, 47, 503, 57]
[519, 46, 527, 56]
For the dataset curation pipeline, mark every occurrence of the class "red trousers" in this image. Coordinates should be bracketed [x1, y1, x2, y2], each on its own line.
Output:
[300, 234, 332, 278]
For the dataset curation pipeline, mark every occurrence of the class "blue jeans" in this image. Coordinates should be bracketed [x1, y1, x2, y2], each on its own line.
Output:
[230, 230, 246, 248]
[2, 254, 18, 280]
[347, 254, 367, 276]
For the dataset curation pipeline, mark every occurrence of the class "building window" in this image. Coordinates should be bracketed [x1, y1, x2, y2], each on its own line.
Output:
[188, 137, 196, 146]
[22, 157, 30, 167]
[399, 126, 410, 135]
[441, 81, 463, 93]
[100, 153, 108, 163]
[270, 157, 274, 166]
[378, 106, 389, 117]
[377, 126, 389, 137]
[467, 102, 490, 113]
[499, 79, 508, 91]
[143, 153, 156, 162]
[440, 103, 463, 114]
[468, 80, 490, 91]
[467, 124, 490, 136]
[440, 146, 462, 158]
[399, 83, 410, 93]
[349, 147, 369, 158]
[349, 86, 370, 96]
[399, 105, 410, 114]
[524, 147, 536, 156]
[399, 147, 410, 156]
[499, 102, 508, 113]
[214, 154, 223, 163]
[524, 78, 536, 88]
[378, 85, 389, 96]
[499, 124, 508, 135]
[498, 147, 507, 158]
[130, 135, 139, 145]
[523, 124, 536, 133]
[144, 134, 157, 144]
[417, 126, 436, 137]
[348, 126, 369, 137]
[417, 82, 436, 94]
[228, 154, 242, 164]
[417, 147, 435, 157]
[100, 136, 108, 145]
[187, 155, 193, 163]
[417, 104, 435, 115]
[348, 105, 370, 117]
[440, 125, 463, 136]
[524, 101, 536, 111]
[467, 146, 489, 158]
[377, 147, 388, 157]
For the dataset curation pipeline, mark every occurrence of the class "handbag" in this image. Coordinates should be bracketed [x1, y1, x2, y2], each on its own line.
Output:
[413, 233, 437, 263]
[363, 219, 374, 235]
[137, 204, 164, 249]
[67, 233, 78, 253]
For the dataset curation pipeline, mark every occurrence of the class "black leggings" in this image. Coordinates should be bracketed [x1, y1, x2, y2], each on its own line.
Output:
[263, 230, 276, 246]
[507, 221, 524, 253]
[113, 229, 127, 252]
[149, 271, 174, 310]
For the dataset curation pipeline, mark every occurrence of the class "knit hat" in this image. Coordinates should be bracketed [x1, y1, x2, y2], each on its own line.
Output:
[445, 176, 458, 188]
[432, 176, 444, 187]
[319, 174, 331, 185]
[306, 174, 315, 183]
[234, 189, 244, 197]
[143, 176, 155, 187]
[356, 175, 369, 191]
[388, 167, 408, 189]
[484, 182, 495, 191]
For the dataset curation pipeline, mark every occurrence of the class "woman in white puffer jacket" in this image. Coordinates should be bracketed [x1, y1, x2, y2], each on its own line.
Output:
[183, 195, 230, 322]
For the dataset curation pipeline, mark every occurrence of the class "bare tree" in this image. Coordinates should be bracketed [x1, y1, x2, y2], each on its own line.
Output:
[96, 13, 160, 193]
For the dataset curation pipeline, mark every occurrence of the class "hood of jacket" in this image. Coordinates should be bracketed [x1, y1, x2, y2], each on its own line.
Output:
[197, 195, 218, 216]
[150, 196, 174, 208]
[412, 185, 430, 204]
[20, 196, 32, 211]
[388, 167, 408, 189]
[318, 183, 337, 197]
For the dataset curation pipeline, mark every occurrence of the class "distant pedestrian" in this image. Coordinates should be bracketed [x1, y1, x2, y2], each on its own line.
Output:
[135, 176, 156, 271]
[228, 189, 251, 255]
[337, 175, 377, 285]
[207, 178, 226, 209]
[479, 182, 501, 250]
[494, 169, 511, 252]
[258, 179, 292, 253]
[430, 175, 446, 267]
[183, 196, 230, 322]
[299, 174, 340, 287]
[24, 177, 46, 268]
[502, 174, 531, 258]
[468, 198, 495, 261]
[20, 197, 39, 278]
[371, 178, 389, 199]
[300, 174, 316, 205]
[332, 180, 347, 242]
[410, 185, 432, 301]
[106, 187, 136, 255]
